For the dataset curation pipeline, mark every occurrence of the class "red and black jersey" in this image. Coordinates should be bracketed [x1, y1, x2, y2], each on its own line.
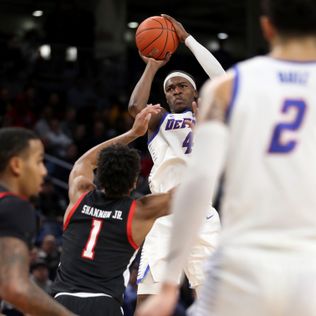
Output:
[0, 186, 36, 249]
[51, 190, 139, 303]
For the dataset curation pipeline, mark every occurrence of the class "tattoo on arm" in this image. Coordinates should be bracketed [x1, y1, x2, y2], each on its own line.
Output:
[203, 99, 227, 122]
[199, 75, 233, 124]
[0, 237, 73, 316]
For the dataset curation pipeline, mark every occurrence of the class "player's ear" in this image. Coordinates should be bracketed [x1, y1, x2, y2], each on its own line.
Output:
[9, 156, 23, 176]
[194, 90, 198, 101]
[260, 16, 277, 42]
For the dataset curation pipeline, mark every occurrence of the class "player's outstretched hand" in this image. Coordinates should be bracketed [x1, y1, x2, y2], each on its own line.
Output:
[139, 51, 172, 69]
[183, 100, 199, 130]
[131, 104, 162, 137]
[192, 99, 200, 119]
[135, 283, 178, 316]
[161, 14, 190, 42]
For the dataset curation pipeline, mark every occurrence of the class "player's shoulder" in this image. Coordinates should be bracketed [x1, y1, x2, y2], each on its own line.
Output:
[200, 56, 268, 105]
[0, 193, 32, 213]
[0, 192, 36, 247]
[0, 194, 34, 228]
[234, 55, 271, 73]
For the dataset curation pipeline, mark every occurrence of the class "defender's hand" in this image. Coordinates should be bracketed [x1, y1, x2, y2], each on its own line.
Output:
[131, 104, 162, 137]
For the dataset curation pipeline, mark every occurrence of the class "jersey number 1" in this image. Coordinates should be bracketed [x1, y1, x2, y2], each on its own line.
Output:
[268, 99, 306, 154]
[82, 219, 103, 260]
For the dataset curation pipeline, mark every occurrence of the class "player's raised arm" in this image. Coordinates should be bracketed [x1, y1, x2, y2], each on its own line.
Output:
[131, 190, 173, 247]
[128, 55, 170, 130]
[68, 105, 162, 205]
[162, 14, 225, 79]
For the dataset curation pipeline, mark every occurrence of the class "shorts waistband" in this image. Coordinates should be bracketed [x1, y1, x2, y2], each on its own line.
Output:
[54, 292, 112, 299]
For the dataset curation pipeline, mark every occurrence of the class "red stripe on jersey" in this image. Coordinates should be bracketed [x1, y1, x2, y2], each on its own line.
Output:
[0, 192, 14, 199]
[127, 200, 138, 250]
[0, 192, 27, 200]
[63, 192, 89, 231]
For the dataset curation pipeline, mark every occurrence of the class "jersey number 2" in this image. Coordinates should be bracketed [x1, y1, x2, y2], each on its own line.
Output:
[82, 219, 103, 260]
[268, 99, 306, 154]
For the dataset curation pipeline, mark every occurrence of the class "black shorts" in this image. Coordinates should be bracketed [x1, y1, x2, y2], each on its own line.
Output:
[55, 294, 123, 316]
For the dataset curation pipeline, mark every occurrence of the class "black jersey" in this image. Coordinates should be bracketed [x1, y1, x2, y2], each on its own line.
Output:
[0, 186, 36, 249]
[51, 190, 139, 303]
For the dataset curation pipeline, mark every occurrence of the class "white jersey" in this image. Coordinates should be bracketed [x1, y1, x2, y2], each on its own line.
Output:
[138, 110, 220, 293]
[148, 111, 195, 193]
[221, 56, 316, 251]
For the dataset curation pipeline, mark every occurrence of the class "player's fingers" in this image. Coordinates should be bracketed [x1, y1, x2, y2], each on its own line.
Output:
[161, 14, 173, 21]
[192, 101, 199, 117]
[184, 120, 194, 129]
[138, 51, 150, 62]
[146, 113, 152, 121]
[161, 14, 182, 28]
[165, 52, 172, 62]
[140, 104, 161, 118]
[146, 103, 162, 111]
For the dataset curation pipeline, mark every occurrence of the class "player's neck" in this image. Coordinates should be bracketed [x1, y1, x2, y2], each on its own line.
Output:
[270, 36, 316, 61]
[0, 177, 25, 198]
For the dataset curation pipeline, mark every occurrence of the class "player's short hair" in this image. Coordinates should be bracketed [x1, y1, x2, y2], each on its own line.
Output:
[96, 144, 140, 197]
[0, 127, 40, 172]
[261, 0, 316, 36]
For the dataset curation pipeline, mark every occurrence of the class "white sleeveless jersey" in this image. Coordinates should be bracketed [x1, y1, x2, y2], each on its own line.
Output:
[148, 111, 195, 193]
[221, 56, 316, 251]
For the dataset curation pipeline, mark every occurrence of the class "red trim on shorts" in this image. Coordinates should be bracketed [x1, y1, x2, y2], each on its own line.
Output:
[63, 192, 89, 231]
[127, 200, 138, 250]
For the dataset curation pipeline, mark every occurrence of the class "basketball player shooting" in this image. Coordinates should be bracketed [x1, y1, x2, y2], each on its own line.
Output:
[128, 14, 224, 305]
[137, 0, 316, 315]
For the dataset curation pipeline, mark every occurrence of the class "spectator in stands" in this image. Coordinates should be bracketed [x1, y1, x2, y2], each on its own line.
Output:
[29, 246, 40, 265]
[61, 107, 77, 139]
[34, 106, 54, 140]
[38, 234, 61, 280]
[30, 259, 53, 294]
[73, 124, 89, 156]
[38, 179, 64, 217]
[46, 118, 73, 158]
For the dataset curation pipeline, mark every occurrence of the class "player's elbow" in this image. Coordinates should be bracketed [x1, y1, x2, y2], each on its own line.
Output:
[128, 102, 140, 118]
[1, 280, 29, 303]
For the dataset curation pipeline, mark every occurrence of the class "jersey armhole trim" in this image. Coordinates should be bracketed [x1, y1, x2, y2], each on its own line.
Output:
[0, 192, 14, 199]
[127, 200, 138, 250]
[147, 112, 169, 144]
[0, 192, 27, 201]
[63, 191, 89, 231]
[225, 65, 239, 123]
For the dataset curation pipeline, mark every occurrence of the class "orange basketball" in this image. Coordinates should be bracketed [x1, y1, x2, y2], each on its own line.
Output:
[135, 16, 179, 60]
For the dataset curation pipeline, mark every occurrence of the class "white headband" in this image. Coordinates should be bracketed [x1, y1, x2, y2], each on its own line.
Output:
[163, 72, 197, 93]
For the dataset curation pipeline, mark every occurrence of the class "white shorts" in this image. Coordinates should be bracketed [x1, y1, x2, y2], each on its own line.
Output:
[137, 207, 220, 295]
[190, 247, 316, 316]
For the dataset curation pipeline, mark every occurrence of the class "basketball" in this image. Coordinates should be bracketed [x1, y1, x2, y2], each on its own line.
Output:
[135, 16, 179, 60]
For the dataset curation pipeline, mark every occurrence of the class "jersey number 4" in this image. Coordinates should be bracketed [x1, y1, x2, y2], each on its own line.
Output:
[82, 219, 103, 260]
[182, 131, 193, 154]
[268, 99, 307, 154]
